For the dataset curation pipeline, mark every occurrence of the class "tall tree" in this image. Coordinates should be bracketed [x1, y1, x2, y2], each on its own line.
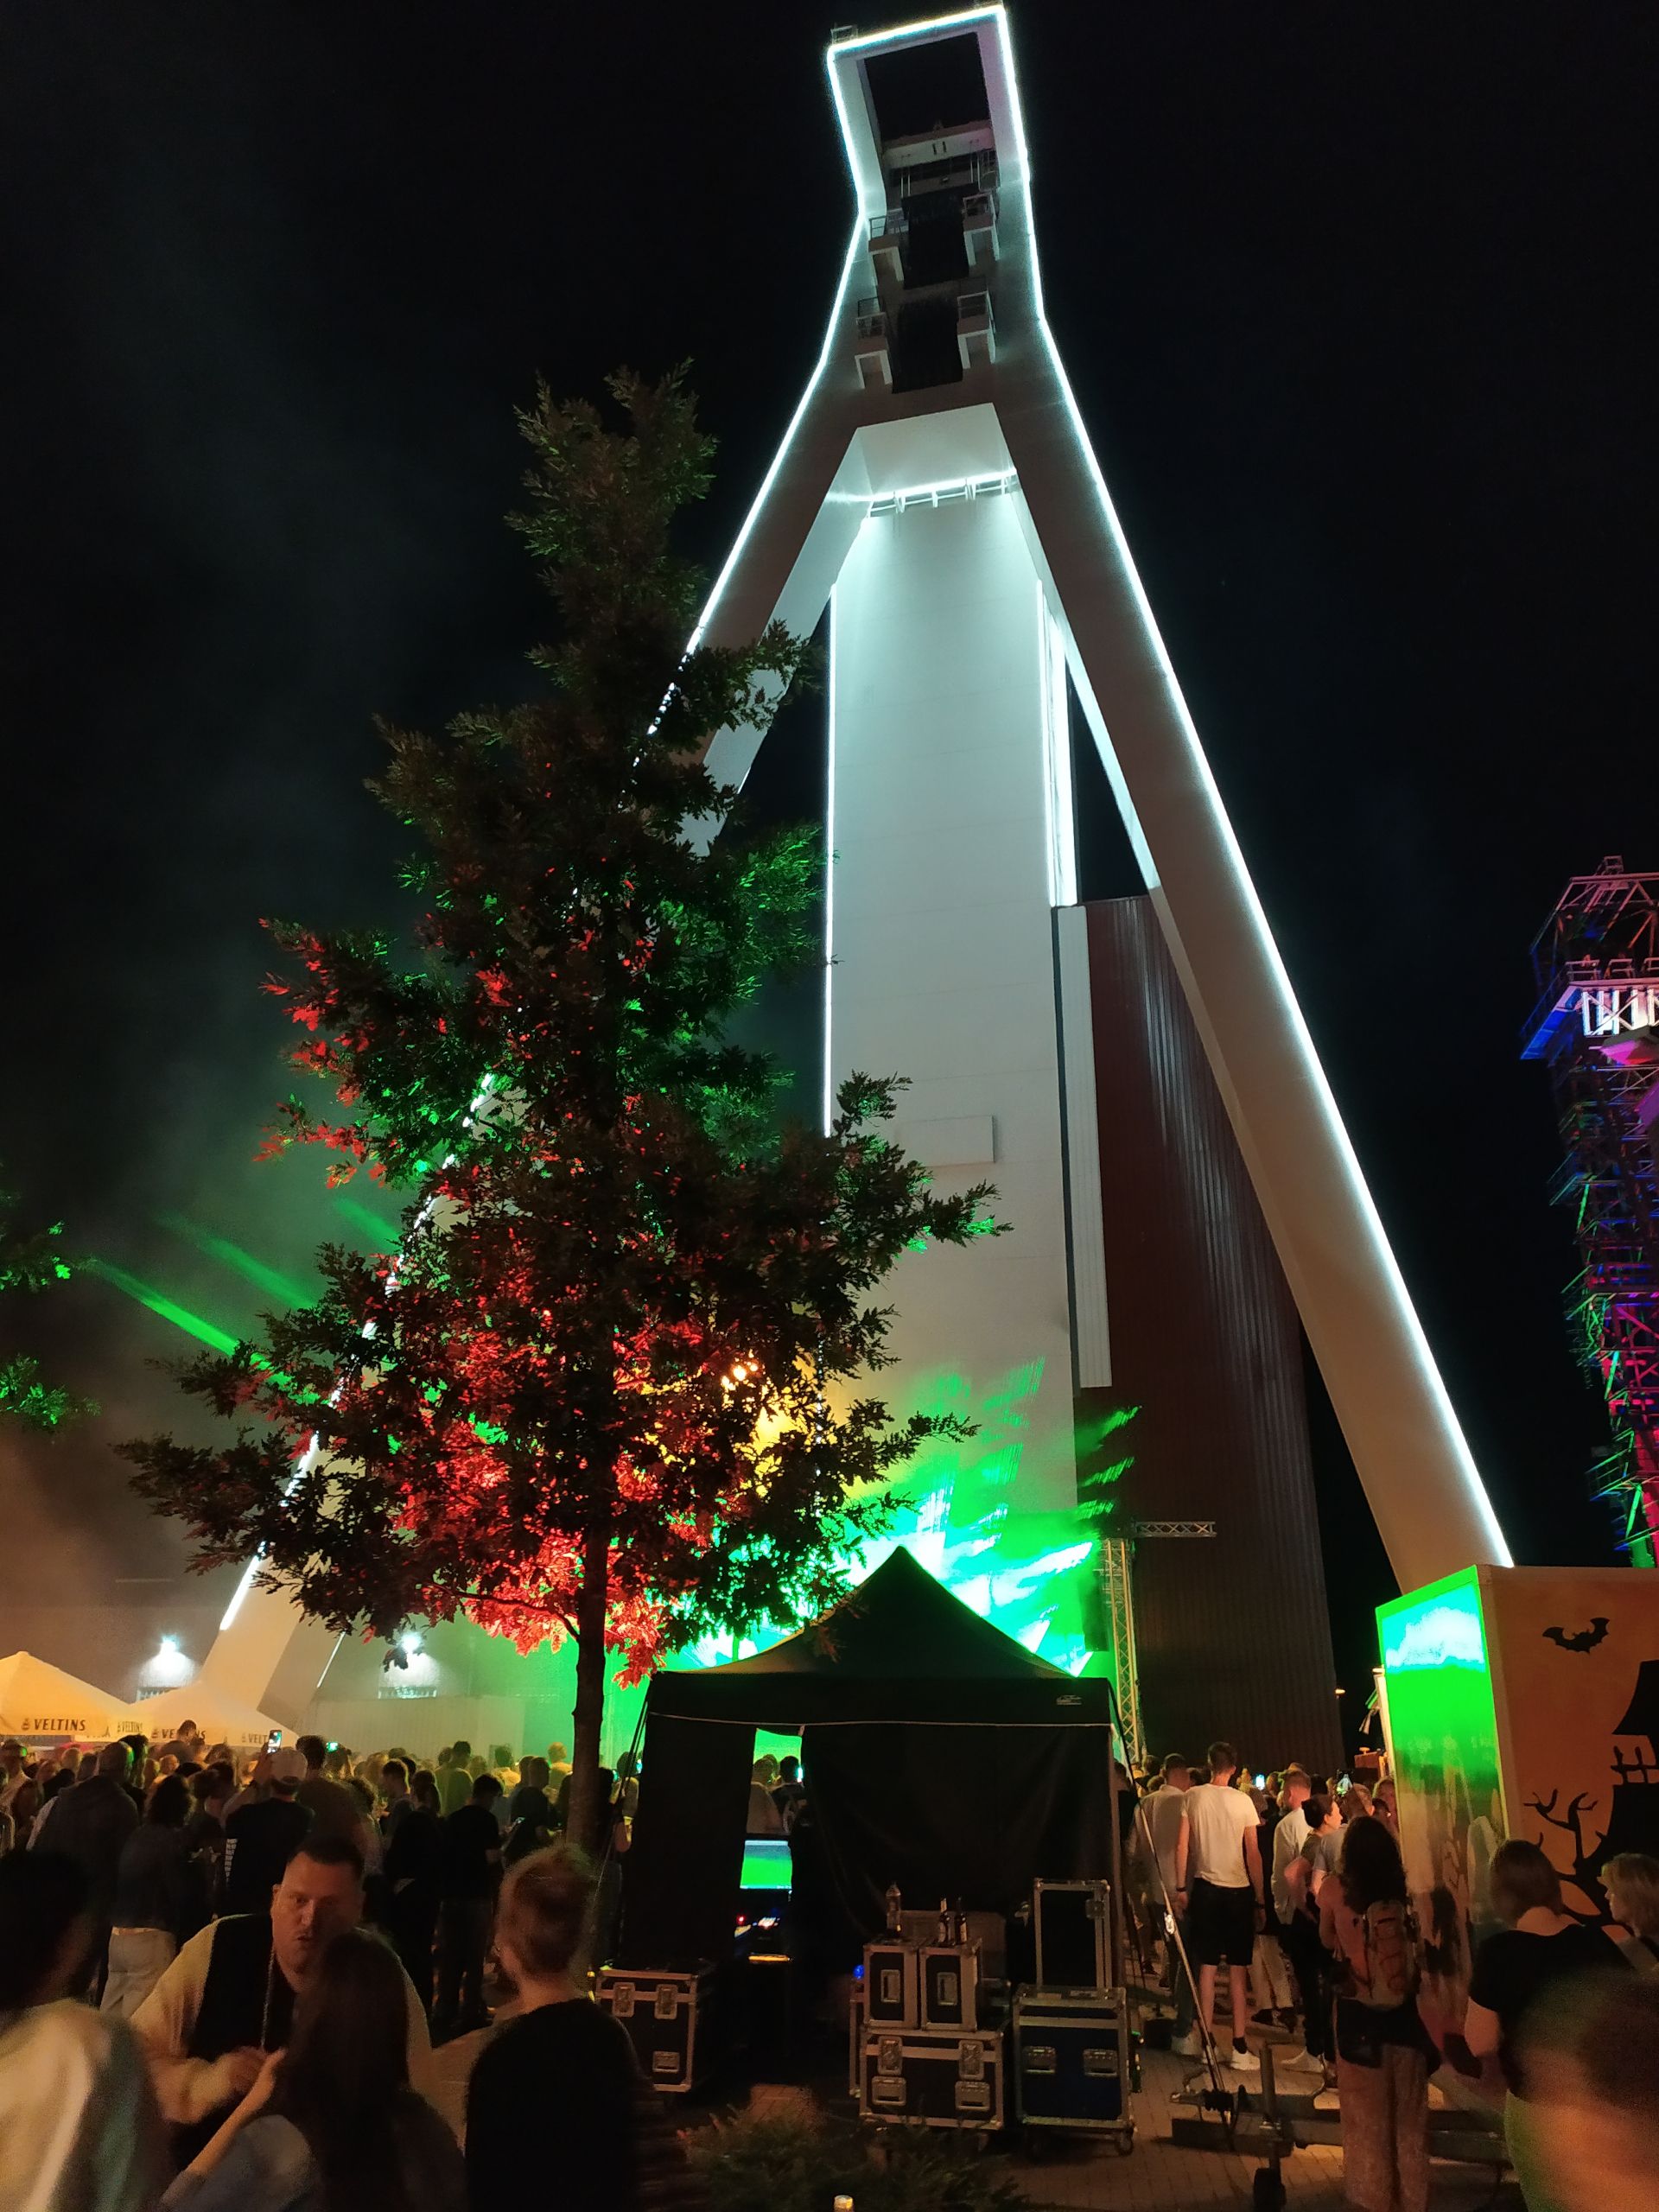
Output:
[123, 372, 996, 1845]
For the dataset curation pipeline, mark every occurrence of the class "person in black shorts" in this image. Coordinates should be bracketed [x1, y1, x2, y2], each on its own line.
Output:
[1173, 1741, 1263, 2071]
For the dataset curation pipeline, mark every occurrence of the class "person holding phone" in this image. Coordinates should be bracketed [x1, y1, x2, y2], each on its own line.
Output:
[221, 1750, 314, 1916]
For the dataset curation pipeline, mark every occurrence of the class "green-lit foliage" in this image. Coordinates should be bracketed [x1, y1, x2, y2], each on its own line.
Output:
[0, 1176, 93, 1433]
[120, 371, 1001, 1840]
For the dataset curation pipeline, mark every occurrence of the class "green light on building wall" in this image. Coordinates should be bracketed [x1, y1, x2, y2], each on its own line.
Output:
[689, 1353, 1113, 1684]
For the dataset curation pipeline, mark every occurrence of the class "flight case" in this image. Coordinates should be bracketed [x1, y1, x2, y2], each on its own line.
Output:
[918, 1943, 982, 2031]
[863, 1939, 919, 2026]
[858, 2026, 1007, 2130]
[1012, 1986, 1135, 2148]
[596, 1965, 715, 2093]
[864, 1936, 985, 2031]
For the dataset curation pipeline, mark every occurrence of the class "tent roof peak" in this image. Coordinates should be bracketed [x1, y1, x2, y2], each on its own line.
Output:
[645, 1546, 1116, 1727]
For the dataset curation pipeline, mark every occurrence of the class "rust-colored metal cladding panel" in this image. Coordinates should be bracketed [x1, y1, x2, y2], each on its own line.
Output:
[1084, 898, 1341, 1772]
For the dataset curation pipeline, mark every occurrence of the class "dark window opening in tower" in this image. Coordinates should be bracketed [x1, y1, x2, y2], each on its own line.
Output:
[891, 296, 964, 394]
[862, 35, 989, 142]
[895, 189, 969, 288]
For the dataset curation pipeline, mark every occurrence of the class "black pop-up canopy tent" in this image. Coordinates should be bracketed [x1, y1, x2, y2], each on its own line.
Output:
[620, 1548, 1122, 1968]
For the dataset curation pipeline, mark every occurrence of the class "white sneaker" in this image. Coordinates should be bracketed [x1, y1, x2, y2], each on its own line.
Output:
[1171, 2029, 1203, 2057]
[1228, 2042, 1260, 2072]
[1278, 2046, 1323, 2073]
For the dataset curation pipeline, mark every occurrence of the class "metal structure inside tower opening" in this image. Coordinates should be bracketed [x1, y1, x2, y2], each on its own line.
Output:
[1523, 858, 1659, 1562]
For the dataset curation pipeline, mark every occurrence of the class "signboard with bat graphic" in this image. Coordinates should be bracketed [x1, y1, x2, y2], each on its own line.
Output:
[1378, 1565, 1659, 2044]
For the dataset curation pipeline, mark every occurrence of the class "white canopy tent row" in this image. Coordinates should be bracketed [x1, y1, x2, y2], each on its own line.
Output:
[0, 1650, 130, 1742]
[0, 1651, 282, 1751]
[113, 1681, 283, 1752]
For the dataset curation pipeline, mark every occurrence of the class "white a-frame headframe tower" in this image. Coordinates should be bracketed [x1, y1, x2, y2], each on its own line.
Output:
[694, 10, 1509, 1620]
[203, 8, 1508, 1756]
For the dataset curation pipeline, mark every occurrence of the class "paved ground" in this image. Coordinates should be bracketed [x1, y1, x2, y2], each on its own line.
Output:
[995, 2041, 1516, 2211]
[432, 2014, 1521, 2210]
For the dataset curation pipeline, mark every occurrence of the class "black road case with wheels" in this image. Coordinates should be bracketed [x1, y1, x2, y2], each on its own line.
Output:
[596, 1964, 715, 2092]
[859, 2027, 1006, 2130]
[1013, 1986, 1135, 2148]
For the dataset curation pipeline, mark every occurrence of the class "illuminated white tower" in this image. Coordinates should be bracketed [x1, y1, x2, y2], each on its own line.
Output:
[688, 8, 1509, 1746]
[207, 7, 1510, 1761]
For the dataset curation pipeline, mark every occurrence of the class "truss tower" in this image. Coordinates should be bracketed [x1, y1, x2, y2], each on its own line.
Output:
[1523, 858, 1659, 1561]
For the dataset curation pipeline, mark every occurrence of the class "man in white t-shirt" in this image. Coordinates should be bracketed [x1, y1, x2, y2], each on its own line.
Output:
[1136, 1754, 1194, 2030]
[1265, 1766, 1325, 2072]
[1174, 1741, 1263, 2070]
[1137, 1754, 1191, 1902]
[1270, 1769, 1313, 1922]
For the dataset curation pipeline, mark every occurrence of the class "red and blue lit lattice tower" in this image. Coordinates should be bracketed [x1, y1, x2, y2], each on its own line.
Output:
[1523, 858, 1659, 1562]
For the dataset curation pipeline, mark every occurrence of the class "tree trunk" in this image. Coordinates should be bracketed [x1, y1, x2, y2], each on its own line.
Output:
[566, 919, 626, 1872]
[565, 1521, 611, 1863]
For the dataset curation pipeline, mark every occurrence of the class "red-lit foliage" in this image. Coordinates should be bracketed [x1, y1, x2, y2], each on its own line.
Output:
[121, 373, 997, 1839]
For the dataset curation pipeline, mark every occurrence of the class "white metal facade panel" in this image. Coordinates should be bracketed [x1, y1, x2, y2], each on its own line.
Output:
[893, 1116, 998, 1168]
[830, 491, 1077, 1518]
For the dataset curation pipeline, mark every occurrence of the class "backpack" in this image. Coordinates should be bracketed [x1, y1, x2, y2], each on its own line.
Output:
[1351, 1898, 1421, 2011]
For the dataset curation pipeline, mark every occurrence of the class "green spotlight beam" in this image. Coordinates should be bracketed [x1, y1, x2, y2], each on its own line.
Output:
[332, 1194, 399, 1245]
[83, 1257, 242, 1357]
[153, 1213, 313, 1309]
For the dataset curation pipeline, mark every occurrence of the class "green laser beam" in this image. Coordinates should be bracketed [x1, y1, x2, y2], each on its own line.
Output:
[153, 1213, 313, 1308]
[83, 1258, 241, 1357]
[332, 1194, 399, 1245]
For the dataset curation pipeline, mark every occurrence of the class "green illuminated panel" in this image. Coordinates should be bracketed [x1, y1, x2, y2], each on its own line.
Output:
[1378, 1567, 1504, 2011]
[740, 1837, 791, 1891]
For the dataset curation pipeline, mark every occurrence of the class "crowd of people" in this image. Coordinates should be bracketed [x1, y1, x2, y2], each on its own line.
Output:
[6, 1716, 1659, 2212]
[1128, 1741, 1659, 2212]
[0, 1723, 665, 2212]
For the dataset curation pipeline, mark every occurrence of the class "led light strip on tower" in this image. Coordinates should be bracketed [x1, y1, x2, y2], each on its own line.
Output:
[868, 469, 1017, 515]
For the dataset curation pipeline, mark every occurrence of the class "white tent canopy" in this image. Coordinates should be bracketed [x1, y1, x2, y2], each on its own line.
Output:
[0, 1651, 128, 1741]
[118, 1682, 281, 1752]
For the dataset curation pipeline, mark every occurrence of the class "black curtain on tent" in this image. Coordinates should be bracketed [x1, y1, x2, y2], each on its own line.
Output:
[803, 1719, 1111, 1937]
[619, 1712, 753, 1968]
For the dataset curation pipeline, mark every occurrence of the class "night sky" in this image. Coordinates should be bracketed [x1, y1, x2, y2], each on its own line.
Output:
[2, 5, 1655, 1710]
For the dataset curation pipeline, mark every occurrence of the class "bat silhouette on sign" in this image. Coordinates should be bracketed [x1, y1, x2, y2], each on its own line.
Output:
[1542, 1618, 1610, 1654]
